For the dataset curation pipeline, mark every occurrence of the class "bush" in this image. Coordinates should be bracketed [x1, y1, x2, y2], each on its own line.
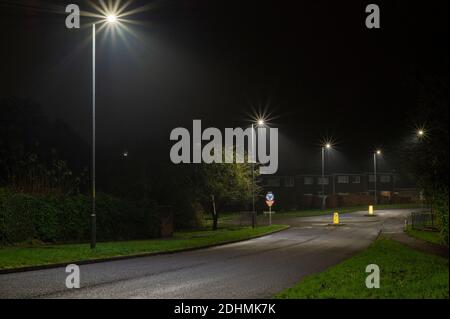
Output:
[433, 189, 449, 245]
[173, 199, 205, 230]
[0, 188, 160, 245]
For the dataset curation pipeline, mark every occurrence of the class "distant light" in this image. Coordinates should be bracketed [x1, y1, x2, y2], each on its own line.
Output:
[123, 151, 128, 157]
[326, 143, 331, 149]
[376, 150, 381, 155]
[417, 129, 424, 137]
[257, 119, 265, 127]
[107, 15, 118, 23]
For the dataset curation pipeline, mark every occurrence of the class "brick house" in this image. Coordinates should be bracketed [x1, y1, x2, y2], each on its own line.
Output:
[260, 172, 420, 210]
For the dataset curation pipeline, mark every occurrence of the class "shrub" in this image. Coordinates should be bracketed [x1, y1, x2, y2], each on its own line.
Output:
[0, 188, 159, 245]
[433, 189, 449, 245]
[173, 198, 205, 230]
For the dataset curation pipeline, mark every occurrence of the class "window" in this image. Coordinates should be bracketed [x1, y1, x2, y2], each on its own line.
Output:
[368, 175, 376, 182]
[266, 177, 280, 187]
[380, 175, 391, 183]
[318, 177, 329, 185]
[284, 176, 295, 187]
[352, 176, 361, 184]
[337, 176, 349, 184]
[304, 177, 314, 185]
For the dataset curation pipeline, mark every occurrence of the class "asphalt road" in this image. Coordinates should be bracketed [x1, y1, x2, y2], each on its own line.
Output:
[0, 209, 413, 299]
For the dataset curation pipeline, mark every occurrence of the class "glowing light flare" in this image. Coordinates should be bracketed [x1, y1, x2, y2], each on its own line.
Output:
[106, 14, 118, 23]
[319, 136, 336, 151]
[246, 101, 278, 130]
[84, 0, 152, 32]
[321, 140, 334, 150]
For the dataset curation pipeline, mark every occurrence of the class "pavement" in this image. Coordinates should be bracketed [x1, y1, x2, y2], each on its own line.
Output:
[0, 209, 416, 299]
[384, 233, 449, 258]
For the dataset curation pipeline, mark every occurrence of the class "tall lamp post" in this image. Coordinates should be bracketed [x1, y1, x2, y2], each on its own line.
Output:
[321, 143, 331, 210]
[91, 15, 119, 249]
[251, 119, 265, 229]
[373, 149, 381, 205]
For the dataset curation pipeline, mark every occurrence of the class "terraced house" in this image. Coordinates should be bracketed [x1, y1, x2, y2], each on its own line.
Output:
[261, 172, 421, 210]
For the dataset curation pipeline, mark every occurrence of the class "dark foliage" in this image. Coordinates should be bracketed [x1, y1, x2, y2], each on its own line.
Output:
[0, 188, 159, 245]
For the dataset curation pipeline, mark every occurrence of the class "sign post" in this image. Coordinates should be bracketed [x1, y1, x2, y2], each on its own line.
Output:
[265, 192, 275, 226]
[269, 205, 272, 226]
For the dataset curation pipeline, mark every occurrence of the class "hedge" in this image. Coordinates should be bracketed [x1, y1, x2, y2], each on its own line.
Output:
[0, 188, 160, 245]
[433, 190, 449, 245]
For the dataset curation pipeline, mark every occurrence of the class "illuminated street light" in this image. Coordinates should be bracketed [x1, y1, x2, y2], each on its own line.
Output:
[106, 15, 118, 23]
[91, 13, 122, 249]
[250, 118, 267, 228]
[416, 128, 427, 140]
[373, 150, 382, 205]
[321, 142, 333, 209]
[415, 125, 428, 140]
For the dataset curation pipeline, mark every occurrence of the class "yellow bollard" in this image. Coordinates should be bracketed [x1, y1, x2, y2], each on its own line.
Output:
[365, 205, 377, 217]
[333, 212, 340, 225]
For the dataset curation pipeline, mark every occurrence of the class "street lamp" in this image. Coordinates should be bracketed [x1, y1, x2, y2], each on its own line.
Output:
[251, 119, 265, 228]
[107, 15, 118, 23]
[321, 142, 332, 209]
[91, 14, 120, 249]
[417, 128, 427, 140]
[415, 125, 428, 140]
[373, 150, 382, 205]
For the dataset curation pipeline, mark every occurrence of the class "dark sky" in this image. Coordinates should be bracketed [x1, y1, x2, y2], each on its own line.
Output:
[1, 0, 448, 174]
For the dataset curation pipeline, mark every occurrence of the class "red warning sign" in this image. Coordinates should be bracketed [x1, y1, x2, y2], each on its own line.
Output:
[266, 200, 274, 207]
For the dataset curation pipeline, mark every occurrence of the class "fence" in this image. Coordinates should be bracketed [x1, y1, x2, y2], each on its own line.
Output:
[237, 211, 255, 226]
[411, 211, 437, 230]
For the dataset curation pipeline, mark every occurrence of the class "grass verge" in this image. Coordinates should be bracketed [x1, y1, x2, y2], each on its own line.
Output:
[0, 225, 288, 271]
[405, 226, 444, 245]
[275, 238, 449, 299]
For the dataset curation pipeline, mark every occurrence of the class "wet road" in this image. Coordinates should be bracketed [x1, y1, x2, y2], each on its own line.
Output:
[0, 209, 413, 299]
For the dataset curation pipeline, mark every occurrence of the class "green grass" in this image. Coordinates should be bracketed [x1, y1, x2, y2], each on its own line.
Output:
[275, 238, 449, 299]
[0, 225, 288, 270]
[202, 212, 240, 228]
[267, 203, 423, 220]
[405, 226, 444, 245]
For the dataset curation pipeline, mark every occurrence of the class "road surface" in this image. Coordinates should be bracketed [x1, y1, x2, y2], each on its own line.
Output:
[0, 209, 413, 299]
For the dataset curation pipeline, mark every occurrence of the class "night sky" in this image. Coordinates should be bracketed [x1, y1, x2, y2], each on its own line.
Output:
[1, 0, 448, 174]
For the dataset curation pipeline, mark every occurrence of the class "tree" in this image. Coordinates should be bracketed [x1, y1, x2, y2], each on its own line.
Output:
[193, 158, 260, 231]
[0, 98, 89, 194]
[399, 73, 449, 244]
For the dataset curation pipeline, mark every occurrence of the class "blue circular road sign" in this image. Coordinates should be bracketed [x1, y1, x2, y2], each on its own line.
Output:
[266, 192, 275, 201]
